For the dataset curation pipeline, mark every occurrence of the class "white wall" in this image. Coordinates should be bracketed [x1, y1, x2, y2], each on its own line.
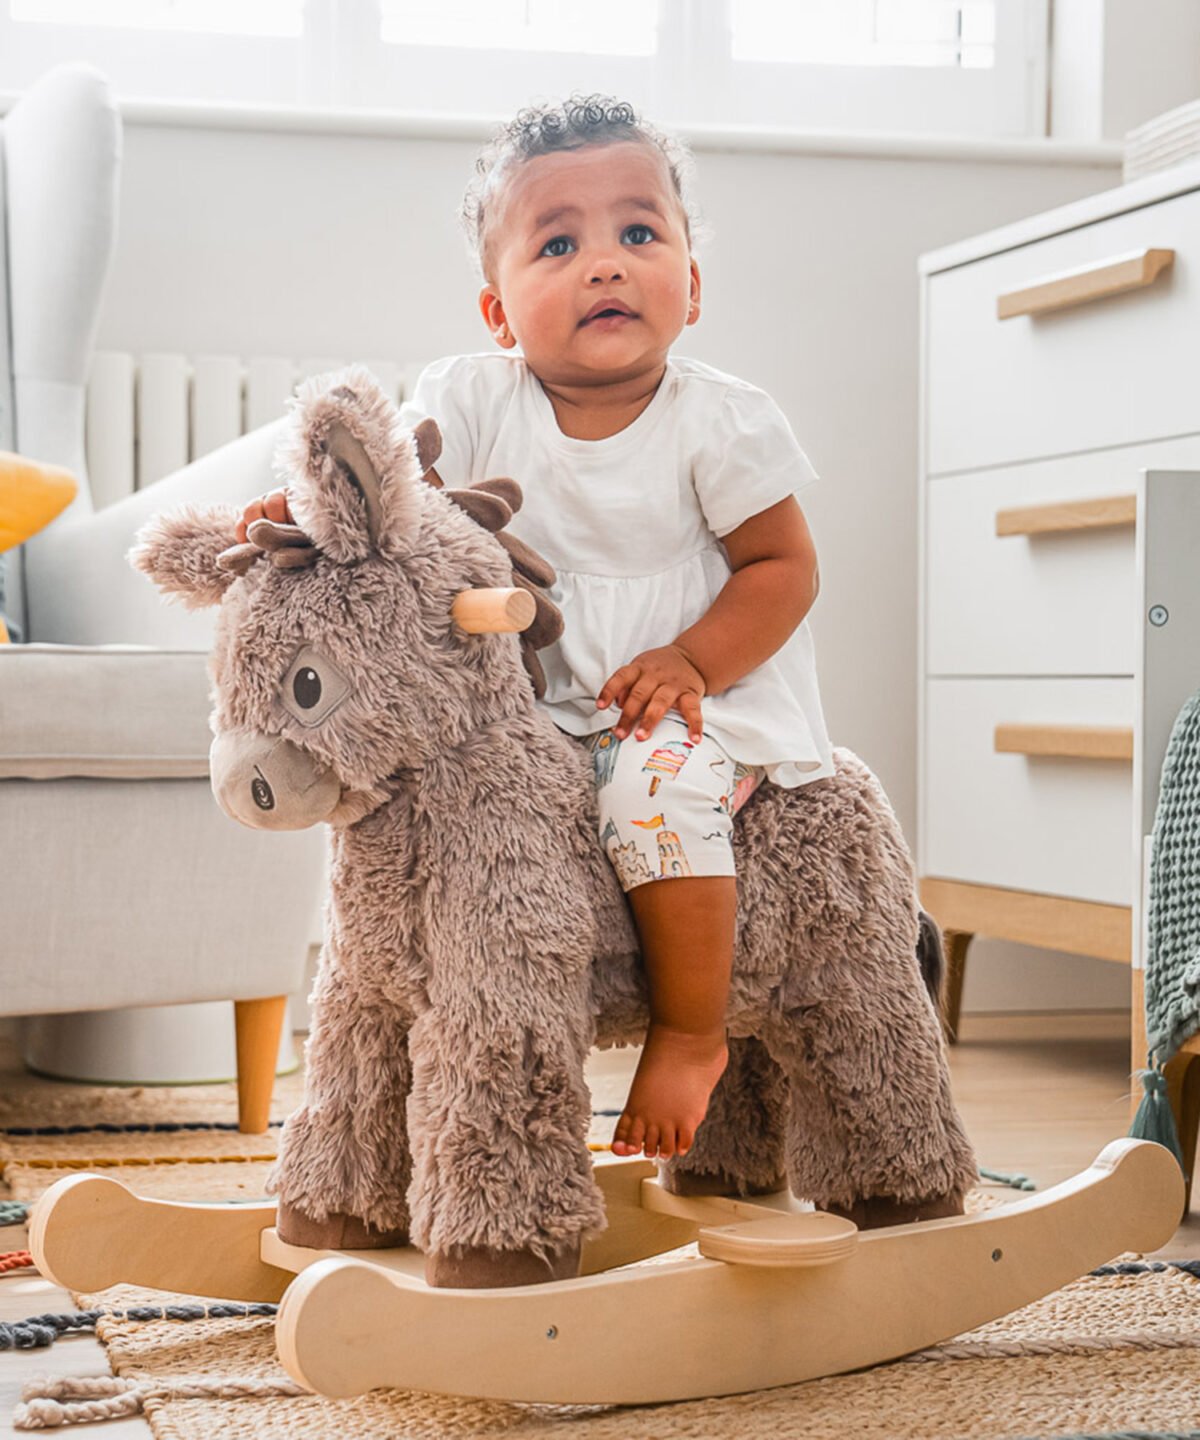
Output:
[96, 116, 1129, 1011]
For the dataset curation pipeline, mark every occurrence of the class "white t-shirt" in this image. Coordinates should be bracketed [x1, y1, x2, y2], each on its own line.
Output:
[399, 352, 834, 788]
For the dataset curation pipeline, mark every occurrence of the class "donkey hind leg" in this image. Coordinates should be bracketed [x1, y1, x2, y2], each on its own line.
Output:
[657, 1035, 789, 1197]
[269, 972, 412, 1248]
[766, 966, 978, 1228]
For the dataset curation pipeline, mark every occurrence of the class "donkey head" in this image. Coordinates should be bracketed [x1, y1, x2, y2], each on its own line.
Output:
[130, 366, 561, 832]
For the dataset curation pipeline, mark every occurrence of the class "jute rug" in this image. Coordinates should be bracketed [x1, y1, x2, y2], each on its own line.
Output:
[4, 1038, 1200, 1439]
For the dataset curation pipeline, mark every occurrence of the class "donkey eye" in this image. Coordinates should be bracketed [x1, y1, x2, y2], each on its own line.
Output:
[280, 645, 350, 727]
[293, 666, 322, 709]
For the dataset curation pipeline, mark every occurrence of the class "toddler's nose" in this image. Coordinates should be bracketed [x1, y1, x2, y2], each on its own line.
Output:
[587, 258, 627, 285]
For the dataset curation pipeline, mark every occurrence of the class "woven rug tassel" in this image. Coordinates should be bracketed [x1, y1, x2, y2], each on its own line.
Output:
[1128, 1065, 1186, 1171]
[14, 1373, 307, 1429]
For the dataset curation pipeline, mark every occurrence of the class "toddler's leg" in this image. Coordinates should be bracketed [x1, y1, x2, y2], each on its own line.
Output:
[589, 717, 762, 1159]
[658, 1035, 789, 1196]
[613, 874, 734, 1158]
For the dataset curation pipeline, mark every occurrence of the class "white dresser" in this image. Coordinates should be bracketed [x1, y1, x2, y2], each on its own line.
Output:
[917, 160, 1200, 1079]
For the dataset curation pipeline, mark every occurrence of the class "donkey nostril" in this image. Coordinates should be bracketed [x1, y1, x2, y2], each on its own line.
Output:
[251, 772, 275, 811]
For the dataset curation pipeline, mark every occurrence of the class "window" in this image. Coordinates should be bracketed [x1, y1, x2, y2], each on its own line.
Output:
[0, 0, 1048, 138]
[714, 0, 1043, 136]
[380, 0, 657, 57]
[732, 1, 996, 70]
[10, 0, 302, 37]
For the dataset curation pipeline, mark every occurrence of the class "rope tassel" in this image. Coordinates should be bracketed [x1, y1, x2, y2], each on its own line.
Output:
[1, 1302, 278, 1352]
[14, 1373, 308, 1430]
[1128, 1066, 1187, 1172]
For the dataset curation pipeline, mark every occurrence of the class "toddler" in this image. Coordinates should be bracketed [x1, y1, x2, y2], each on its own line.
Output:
[240, 94, 833, 1165]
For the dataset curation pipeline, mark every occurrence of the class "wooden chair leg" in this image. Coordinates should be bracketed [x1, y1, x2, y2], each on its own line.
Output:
[234, 996, 287, 1134]
[941, 930, 972, 1045]
[1164, 1050, 1200, 1216]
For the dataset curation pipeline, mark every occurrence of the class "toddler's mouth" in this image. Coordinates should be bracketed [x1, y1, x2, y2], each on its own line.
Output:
[580, 301, 637, 326]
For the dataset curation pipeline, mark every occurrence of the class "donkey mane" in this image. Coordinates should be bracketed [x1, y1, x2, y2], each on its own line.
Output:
[217, 469, 566, 700]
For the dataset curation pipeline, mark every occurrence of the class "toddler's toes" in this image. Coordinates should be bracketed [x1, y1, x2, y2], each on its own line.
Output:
[612, 1113, 645, 1157]
[656, 1124, 678, 1160]
[643, 1123, 661, 1159]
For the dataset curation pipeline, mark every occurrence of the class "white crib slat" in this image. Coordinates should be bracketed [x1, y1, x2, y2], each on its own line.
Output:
[85, 352, 135, 509]
[137, 353, 190, 489]
[191, 355, 243, 460]
[245, 357, 296, 433]
[86, 352, 425, 506]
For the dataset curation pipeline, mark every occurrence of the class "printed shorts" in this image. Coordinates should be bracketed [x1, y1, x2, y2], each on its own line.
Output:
[583, 714, 766, 893]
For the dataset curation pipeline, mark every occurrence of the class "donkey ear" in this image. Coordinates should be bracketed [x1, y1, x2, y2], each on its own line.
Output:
[327, 421, 386, 546]
[281, 365, 425, 562]
[128, 504, 242, 609]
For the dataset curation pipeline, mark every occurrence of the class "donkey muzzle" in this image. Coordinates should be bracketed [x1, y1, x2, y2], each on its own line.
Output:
[210, 730, 341, 831]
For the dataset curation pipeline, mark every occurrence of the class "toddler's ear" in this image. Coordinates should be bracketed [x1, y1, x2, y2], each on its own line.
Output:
[128, 503, 243, 608]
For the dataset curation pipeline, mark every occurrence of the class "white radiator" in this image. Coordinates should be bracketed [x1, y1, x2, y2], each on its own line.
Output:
[85, 352, 427, 509]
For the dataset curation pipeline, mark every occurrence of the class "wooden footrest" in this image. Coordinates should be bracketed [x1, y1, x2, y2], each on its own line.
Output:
[698, 1211, 858, 1267]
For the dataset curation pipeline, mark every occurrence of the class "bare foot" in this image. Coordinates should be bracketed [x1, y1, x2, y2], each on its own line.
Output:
[611, 1026, 728, 1159]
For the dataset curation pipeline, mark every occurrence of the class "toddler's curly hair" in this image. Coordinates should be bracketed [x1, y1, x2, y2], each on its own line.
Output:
[461, 93, 703, 278]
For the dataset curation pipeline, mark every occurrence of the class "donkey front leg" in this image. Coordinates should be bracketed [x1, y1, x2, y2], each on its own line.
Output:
[269, 965, 413, 1247]
[407, 990, 605, 1288]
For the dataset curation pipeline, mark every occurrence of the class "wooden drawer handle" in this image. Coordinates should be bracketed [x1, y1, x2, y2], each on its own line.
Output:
[994, 724, 1133, 762]
[996, 494, 1135, 537]
[997, 247, 1174, 320]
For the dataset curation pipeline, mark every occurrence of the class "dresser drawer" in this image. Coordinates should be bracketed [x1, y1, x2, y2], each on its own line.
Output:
[925, 436, 1200, 676]
[921, 677, 1134, 905]
[926, 187, 1200, 476]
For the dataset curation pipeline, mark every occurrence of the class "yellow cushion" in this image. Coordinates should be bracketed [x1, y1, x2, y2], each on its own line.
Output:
[0, 451, 78, 552]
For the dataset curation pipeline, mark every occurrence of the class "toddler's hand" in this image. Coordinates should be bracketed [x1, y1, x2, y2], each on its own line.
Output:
[596, 645, 706, 745]
[235, 487, 294, 544]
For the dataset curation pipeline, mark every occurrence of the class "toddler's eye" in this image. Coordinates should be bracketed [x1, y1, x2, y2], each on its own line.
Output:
[540, 235, 574, 258]
[622, 224, 655, 246]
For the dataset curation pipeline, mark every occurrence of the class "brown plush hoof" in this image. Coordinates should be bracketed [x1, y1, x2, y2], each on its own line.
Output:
[276, 1199, 408, 1250]
[424, 1239, 582, 1289]
[825, 1192, 965, 1230]
[658, 1164, 789, 1199]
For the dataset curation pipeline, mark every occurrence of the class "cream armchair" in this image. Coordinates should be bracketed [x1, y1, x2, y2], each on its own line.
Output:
[0, 65, 324, 1130]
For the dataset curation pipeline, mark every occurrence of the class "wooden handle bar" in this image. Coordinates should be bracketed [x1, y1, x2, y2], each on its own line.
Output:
[997, 247, 1174, 320]
[451, 586, 536, 634]
[994, 724, 1133, 762]
[996, 494, 1136, 537]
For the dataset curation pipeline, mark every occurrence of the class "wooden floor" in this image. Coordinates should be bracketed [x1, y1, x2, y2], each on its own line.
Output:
[2, 1011, 1198, 1436]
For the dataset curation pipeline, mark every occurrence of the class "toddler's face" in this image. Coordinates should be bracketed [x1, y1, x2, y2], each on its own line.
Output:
[479, 142, 700, 387]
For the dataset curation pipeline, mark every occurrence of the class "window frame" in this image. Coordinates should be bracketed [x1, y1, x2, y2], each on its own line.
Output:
[0, 0, 1050, 139]
[675, 0, 1050, 138]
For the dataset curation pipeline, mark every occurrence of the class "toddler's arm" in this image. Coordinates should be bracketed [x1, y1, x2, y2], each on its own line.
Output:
[673, 494, 818, 695]
[597, 495, 817, 742]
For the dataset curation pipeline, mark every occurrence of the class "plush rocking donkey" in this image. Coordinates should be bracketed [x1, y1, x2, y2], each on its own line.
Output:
[132, 367, 977, 1290]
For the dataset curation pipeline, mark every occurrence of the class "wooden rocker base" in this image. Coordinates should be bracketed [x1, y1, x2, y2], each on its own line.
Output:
[29, 1139, 1183, 1406]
